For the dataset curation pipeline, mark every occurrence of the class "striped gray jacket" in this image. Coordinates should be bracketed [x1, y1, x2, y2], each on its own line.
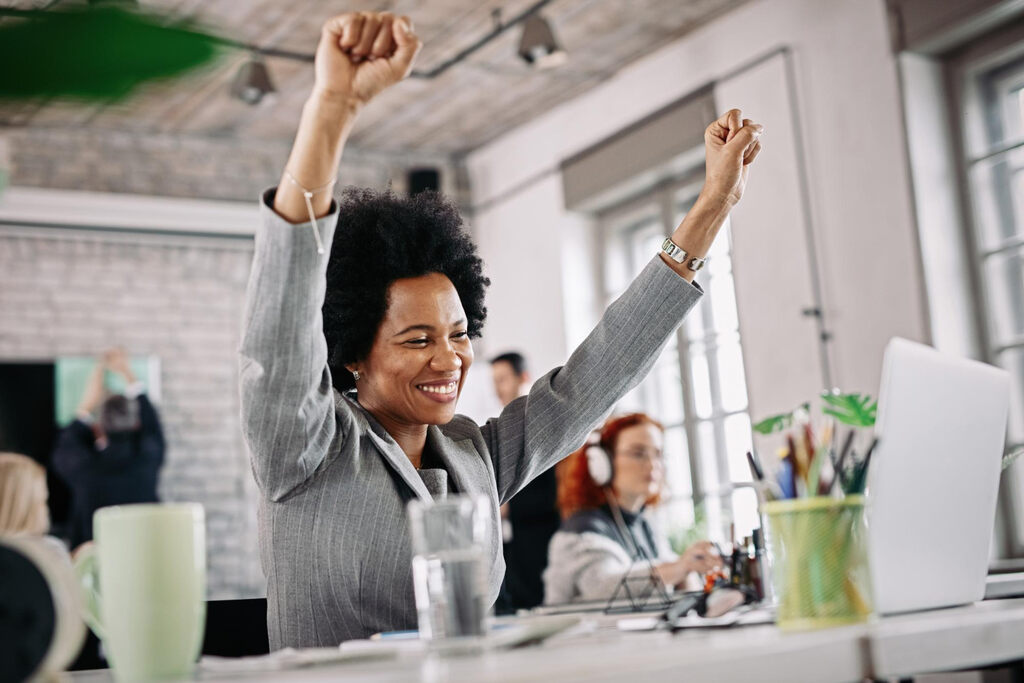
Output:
[239, 190, 702, 648]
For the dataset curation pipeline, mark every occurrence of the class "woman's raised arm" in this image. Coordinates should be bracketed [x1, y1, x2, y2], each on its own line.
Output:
[659, 109, 762, 282]
[480, 110, 762, 502]
[240, 13, 421, 500]
[273, 12, 421, 224]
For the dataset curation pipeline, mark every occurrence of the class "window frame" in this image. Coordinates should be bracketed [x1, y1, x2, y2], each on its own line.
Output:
[596, 170, 756, 541]
[944, 19, 1024, 559]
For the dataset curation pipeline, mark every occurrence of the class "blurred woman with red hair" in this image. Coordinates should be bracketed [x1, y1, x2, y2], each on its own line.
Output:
[542, 413, 720, 604]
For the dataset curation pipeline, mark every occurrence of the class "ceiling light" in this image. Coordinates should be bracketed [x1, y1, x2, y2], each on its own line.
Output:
[231, 55, 276, 105]
[517, 13, 567, 69]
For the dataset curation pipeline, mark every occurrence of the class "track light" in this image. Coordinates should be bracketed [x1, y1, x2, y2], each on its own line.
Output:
[231, 55, 275, 105]
[517, 13, 566, 69]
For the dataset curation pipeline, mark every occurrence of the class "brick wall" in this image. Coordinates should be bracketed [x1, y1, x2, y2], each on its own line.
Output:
[0, 228, 263, 598]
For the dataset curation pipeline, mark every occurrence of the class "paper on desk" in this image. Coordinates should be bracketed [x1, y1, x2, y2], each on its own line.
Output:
[673, 607, 775, 629]
[200, 645, 399, 674]
[355, 615, 584, 653]
[616, 607, 776, 632]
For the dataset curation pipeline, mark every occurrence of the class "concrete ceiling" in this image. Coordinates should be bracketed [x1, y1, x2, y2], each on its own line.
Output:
[0, 0, 750, 156]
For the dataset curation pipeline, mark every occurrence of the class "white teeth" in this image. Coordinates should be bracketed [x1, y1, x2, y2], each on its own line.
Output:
[417, 382, 457, 395]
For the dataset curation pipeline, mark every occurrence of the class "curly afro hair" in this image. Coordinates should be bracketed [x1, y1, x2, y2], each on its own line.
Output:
[323, 186, 489, 391]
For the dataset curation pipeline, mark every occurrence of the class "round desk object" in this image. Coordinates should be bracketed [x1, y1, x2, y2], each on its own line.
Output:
[0, 537, 86, 681]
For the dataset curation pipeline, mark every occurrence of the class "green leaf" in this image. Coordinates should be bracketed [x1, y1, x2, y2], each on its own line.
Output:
[752, 402, 810, 435]
[752, 413, 790, 435]
[1003, 446, 1024, 472]
[820, 391, 877, 427]
[0, 6, 224, 101]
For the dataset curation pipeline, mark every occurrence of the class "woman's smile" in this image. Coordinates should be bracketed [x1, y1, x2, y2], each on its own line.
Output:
[415, 376, 460, 402]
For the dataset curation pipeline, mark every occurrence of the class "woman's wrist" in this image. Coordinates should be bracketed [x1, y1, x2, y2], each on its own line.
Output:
[655, 559, 687, 587]
[307, 88, 365, 118]
[669, 191, 734, 252]
[696, 184, 739, 211]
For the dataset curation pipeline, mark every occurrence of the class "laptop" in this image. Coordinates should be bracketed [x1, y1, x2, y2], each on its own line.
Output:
[868, 337, 1010, 615]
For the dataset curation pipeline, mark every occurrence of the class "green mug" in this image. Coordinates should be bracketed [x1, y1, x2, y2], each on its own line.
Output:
[74, 503, 206, 681]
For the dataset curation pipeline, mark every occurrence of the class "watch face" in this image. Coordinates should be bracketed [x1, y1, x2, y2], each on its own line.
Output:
[661, 239, 685, 263]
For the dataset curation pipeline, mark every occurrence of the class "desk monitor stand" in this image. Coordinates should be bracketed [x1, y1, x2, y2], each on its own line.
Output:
[604, 565, 672, 614]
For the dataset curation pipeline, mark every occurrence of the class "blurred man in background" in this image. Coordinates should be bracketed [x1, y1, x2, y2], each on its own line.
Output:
[51, 349, 164, 548]
[491, 352, 560, 610]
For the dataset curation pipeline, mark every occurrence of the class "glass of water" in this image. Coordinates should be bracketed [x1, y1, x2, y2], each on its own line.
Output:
[407, 495, 489, 645]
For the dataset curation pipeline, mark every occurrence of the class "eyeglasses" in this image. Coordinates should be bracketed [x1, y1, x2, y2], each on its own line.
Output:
[614, 447, 664, 464]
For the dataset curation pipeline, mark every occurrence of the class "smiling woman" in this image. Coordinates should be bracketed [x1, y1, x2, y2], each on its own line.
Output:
[239, 10, 761, 649]
[319, 187, 488, 466]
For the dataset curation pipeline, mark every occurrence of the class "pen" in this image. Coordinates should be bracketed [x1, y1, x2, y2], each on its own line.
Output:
[746, 451, 764, 481]
[848, 437, 878, 494]
[777, 456, 796, 499]
[829, 429, 856, 495]
[803, 423, 816, 464]
[790, 434, 813, 493]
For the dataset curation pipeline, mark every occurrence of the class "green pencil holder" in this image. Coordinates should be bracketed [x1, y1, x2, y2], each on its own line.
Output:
[763, 496, 873, 631]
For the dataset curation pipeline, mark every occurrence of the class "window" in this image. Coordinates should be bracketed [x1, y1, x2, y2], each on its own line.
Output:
[600, 177, 757, 547]
[955, 37, 1024, 552]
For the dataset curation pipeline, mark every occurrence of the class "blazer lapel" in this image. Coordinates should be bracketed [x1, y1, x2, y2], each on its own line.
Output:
[364, 430, 434, 503]
[426, 426, 492, 497]
[344, 393, 433, 503]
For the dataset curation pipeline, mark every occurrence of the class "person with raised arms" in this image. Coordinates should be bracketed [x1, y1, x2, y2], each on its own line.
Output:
[240, 10, 763, 648]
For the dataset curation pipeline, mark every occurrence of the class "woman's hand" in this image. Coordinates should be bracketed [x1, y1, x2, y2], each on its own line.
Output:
[660, 109, 763, 281]
[655, 540, 722, 587]
[679, 540, 722, 575]
[103, 347, 136, 382]
[700, 109, 763, 207]
[313, 12, 422, 106]
[274, 12, 421, 223]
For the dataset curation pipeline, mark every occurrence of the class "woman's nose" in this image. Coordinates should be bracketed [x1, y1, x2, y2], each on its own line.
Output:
[431, 341, 462, 371]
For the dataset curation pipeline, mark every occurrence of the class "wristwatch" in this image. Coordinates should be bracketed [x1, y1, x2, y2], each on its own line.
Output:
[661, 237, 706, 272]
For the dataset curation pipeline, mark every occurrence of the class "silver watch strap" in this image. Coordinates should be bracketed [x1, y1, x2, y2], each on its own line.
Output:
[661, 237, 706, 272]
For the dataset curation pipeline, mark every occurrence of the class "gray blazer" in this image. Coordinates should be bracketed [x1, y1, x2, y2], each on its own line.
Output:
[240, 190, 702, 648]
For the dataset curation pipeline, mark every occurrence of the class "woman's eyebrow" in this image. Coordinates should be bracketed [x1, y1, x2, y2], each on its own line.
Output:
[391, 319, 467, 337]
[392, 324, 435, 337]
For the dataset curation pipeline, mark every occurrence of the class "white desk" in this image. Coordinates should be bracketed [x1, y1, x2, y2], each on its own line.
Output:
[66, 600, 1024, 683]
[867, 599, 1024, 679]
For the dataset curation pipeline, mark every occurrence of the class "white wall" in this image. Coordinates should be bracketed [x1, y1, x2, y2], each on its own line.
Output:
[464, 0, 931, 419]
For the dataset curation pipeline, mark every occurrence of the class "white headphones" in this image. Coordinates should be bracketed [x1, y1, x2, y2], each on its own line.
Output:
[585, 431, 613, 487]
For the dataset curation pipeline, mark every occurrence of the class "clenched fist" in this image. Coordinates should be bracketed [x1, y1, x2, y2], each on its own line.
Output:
[702, 109, 763, 207]
[313, 12, 422, 105]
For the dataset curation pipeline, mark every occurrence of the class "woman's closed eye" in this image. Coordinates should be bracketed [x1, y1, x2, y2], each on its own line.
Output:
[403, 331, 468, 347]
